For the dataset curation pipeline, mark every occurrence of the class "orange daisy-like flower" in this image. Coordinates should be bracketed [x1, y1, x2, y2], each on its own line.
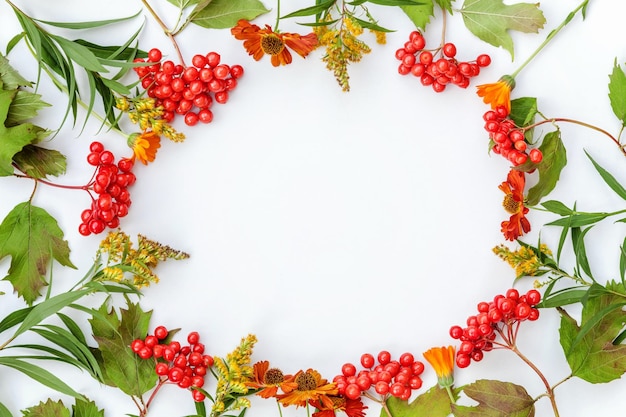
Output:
[246, 361, 298, 399]
[499, 169, 531, 241]
[129, 130, 161, 165]
[476, 75, 516, 114]
[311, 396, 367, 417]
[276, 369, 338, 408]
[423, 346, 455, 388]
[231, 19, 318, 67]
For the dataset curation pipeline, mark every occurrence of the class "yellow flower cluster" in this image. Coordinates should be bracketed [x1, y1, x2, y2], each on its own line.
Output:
[211, 334, 258, 417]
[493, 244, 552, 279]
[314, 13, 385, 92]
[97, 230, 189, 288]
[116, 97, 185, 142]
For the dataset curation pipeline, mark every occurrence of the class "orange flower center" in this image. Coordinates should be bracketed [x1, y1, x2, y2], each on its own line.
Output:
[261, 34, 285, 56]
[295, 371, 317, 391]
[264, 368, 285, 384]
[502, 193, 521, 214]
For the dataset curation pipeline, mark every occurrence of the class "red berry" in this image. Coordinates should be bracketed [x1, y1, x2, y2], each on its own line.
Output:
[374, 381, 389, 395]
[442, 42, 456, 58]
[192, 389, 206, 402]
[148, 48, 162, 62]
[360, 353, 375, 369]
[344, 383, 361, 400]
[399, 353, 414, 367]
[184, 112, 199, 126]
[187, 331, 200, 345]
[206, 52, 221, 68]
[377, 351, 391, 365]
[192, 54, 208, 68]
[130, 339, 144, 353]
[529, 148, 543, 163]
[476, 54, 491, 67]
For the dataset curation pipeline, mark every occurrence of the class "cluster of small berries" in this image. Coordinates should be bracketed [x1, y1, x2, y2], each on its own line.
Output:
[483, 106, 543, 166]
[395, 31, 491, 92]
[333, 351, 425, 401]
[131, 326, 213, 402]
[449, 288, 542, 368]
[79, 141, 135, 236]
[133, 48, 244, 126]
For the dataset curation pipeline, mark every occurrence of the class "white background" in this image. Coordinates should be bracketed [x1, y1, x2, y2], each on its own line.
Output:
[1, 0, 626, 416]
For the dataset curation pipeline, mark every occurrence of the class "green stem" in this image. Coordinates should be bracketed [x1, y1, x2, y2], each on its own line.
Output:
[510, 0, 589, 79]
[274, 0, 281, 30]
[444, 385, 455, 404]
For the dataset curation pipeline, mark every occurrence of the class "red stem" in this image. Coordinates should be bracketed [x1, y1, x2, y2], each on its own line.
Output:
[140, 0, 186, 66]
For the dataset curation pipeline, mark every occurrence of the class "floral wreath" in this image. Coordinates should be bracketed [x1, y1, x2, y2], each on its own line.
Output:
[1, 0, 626, 416]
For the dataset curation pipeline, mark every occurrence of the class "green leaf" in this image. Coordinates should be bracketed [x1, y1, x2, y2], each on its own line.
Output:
[0, 89, 40, 176]
[22, 399, 70, 417]
[0, 202, 76, 305]
[559, 281, 626, 383]
[400, 0, 434, 30]
[33, 10, 142, 30]
[451, 379, 534, 417]
[52, 36, 108, 73]
[6, 90, 51, 126]
[434, 0, 453, 13]
[0, 306, 32, 334]
[0, 53, 32, 89]
[12, 145, 66, 179]
[167, 0, 203, 7]
[608, 59, 626, 125]
[526, 130, 567, 206]
[571, 227, 593, 280]
[281, 0, 336, 19]
[585, 150, 626, 200]
[460, 0, 545, 59]
[508, 97, 537, 129]
[89, 300, 158, 396]
[0, 402, 12, 417]
[72, 399, 104, 417]
[547, 212, 610, 228]
[541, 200, 572, 216]
[191, 0, 270, 29]
[0, 357, 84, 399]
[538, 287, 587, 308]
[384, 385, 454, 417]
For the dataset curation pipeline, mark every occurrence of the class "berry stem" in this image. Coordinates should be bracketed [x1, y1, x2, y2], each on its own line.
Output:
[510, 0, 589, 80]
[439, 5, 447, 50]
[362, 392, 393, 417]
[141, 0, 187, 66]
[13, 167, 93, 191]
[522, 117, 626, 157]
[509, 345, 560, 417]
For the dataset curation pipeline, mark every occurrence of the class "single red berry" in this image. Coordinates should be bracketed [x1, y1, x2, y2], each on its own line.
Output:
[342, 363, 357, 377]
[374, 381, 389, 395]
[476, 54, 491, 67]
[360, 353, 375, 369]
[442, 42, 457, 58]
[130, 339, 144, 353]
[148, 48, 162, 62]
[184, 111, 199, 126]
[187, 331, 200, 345]
[377, 351, 391, 365]
[230, 64, 244, 79]
[399, 353, 414, 367]
[526, 289, 541, 306]
[206, 52, 221, 68]
[192, 389, 206, 402]
[155, 362, 169, 376]
[344, 383, 361, 400]
[144, 335, 159, 349]
[529, 148, 543, 163]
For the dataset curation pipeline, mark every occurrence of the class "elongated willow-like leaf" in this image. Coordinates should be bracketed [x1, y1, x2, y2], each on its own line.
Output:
[0, 356, 85, 399]
[0, 306, 32, 335]
[585, 150, 626, 201]
[33, 10, 142, 29]
[0, 401, 12, 417]
[281, 0, 336, 19]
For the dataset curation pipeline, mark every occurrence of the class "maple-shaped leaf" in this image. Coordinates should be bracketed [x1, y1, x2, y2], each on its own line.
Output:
[0, 88, 41, 176]
[383, 385, 455, 417]
[6, 90, 51, 127]
[460, 0, 545, 59]
[22, 399, 71, 417]
[13, 145, 67, 179]
[401, 0, 434, 30]
[72, 398, 105, 417]
[89, 300, 158, 396]
[0, 53, 32, 90]
[0, 202, 75, 305]
[451, 379, 535, 417]
[559, 281, 626, 383]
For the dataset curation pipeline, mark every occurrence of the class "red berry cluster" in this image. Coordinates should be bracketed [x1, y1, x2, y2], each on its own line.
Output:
[333, 351, 425, 402]
[484, 106, 543, 166]
[449, 288, 541, 368]
[79, 141, 135, 236]
[131, 326, 214, 402]
[133, 48, 244, 126]
[396, 31, 491, 92]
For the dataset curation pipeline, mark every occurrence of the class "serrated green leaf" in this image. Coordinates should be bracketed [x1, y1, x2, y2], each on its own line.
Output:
[72, 399, 104, 417]
[526, 130, 567, 206]
[509, 97, 537, 128]
[0, 358, 84, 400]
[0, 202, 76, 305]
[22, 399, 70, 417]
[12, 145, 66, 179]
[6, 90, 51, 126]
[0, 89, 40, 176]
[191, 0, 270, 29]
[167, 0, 203, 7]
[400, 0, 434, 30]
[559, 281, 626, 383]
[0, 53, 32, 89]
[608, 59, 626, 125]
[585, 150, 626, 201]
[384, 385, 454, 417]
[460, 0, 545, 59]
[434, 0, 453, 13]
[451, 379, 534, 417]
[281, 0, 336, 19]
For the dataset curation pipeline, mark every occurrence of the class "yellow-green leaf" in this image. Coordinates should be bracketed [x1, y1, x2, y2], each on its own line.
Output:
[452, 379, 534, 417]
[608, 60, 626, 126]
[0, 88, 40, 176]
[526, 130, 567, 206]
[191, 0, 270, 29]
[400, 0, 434, 30]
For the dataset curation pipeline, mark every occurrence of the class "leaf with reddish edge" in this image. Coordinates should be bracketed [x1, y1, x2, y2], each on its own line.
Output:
[383, 385, 456, 417]
[0, 202, 75, 305]
[559, 281, 626, 383]
[451, 379, 535, 417]
[22, 399, 71, 417]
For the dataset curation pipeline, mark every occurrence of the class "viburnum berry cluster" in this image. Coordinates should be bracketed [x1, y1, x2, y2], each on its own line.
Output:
[79, 141, 135, 236]
[133, 48, 244, 126]
[484, 106, 543, 166]
[395, 31, 491, 92]
[333, 351, 425, 402]
[449, 288, 541, 368]
[131, 326, 214, 402]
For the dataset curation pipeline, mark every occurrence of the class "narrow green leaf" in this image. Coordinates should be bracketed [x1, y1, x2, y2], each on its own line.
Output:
[538, 288, 587, 308]
[99, 77, 131, 95]
[33, 10, 142, 29]
[5, 33, 25, 56]
[571, 227, 594, 280]
[526, 130, 567, 205]
[585, 150, 626, 200]
[351, 17, 394, 32]
[0, 306, 32, 334]
[0, 402, 12, 417]
[569, 302, 626, 353]
[547, 212, 610, 228]
[6, 344, 84, 369]
[57, 312, 87, 345]
[281, 0, 336, 19]
[620, 236, 626, 284]
[52, 36, 107, 73]
[0, 357, 85, 399]
[608, 59, 626, 125]
[541, 200, 573, 216]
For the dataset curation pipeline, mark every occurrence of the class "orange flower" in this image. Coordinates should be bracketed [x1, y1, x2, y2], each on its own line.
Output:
[499, 169, 531, 241]
[423, 346, 455, 388]
[246, 361, 298, 398]
[129, 130, 161, 165]
[276, 369, 338, 408]
[231, 19, 318, 67]
[476, 75, 515, 114]
[311, 396, 367, 417]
